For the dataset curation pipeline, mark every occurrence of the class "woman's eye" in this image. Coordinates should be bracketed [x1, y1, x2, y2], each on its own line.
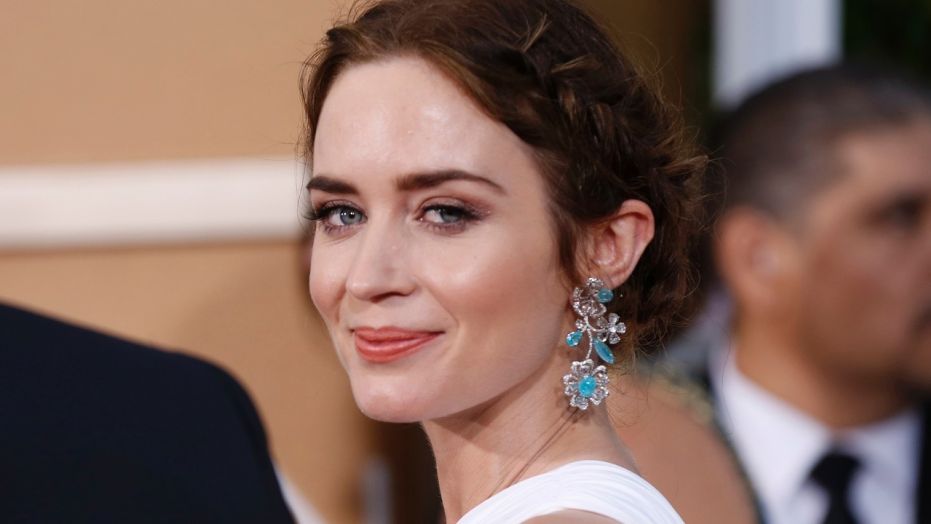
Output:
[319, 205, 365, 228]
[332, 207, 364, 226]
[423, 205, 468, 224]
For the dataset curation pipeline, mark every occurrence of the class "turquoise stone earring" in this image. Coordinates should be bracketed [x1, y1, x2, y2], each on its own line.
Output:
[562, 277, 626, 410]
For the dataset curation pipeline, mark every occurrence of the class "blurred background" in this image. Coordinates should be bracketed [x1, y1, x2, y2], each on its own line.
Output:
[1, 1, 928, 523]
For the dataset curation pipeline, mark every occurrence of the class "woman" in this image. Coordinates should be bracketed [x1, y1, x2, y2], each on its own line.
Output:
[301, 0, 705, 521]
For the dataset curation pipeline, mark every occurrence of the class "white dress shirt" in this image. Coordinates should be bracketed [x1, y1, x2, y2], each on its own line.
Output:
[710, 347, 922, 524]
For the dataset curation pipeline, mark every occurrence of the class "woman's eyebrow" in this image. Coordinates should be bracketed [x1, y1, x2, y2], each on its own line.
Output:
[306, 169, 507, 195]
[396, 169, 506, 194]
[306, 176, 358, 195]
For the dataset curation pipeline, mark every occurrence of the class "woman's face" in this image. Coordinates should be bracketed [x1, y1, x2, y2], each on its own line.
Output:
[308, 56, 571, 422]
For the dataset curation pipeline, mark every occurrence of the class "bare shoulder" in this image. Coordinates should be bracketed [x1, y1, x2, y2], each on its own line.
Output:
[611, 373, 756, 524]
[524, 510, 621, 524]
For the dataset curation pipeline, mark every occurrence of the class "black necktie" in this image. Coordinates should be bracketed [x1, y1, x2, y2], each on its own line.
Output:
[810, 450, 861, 524]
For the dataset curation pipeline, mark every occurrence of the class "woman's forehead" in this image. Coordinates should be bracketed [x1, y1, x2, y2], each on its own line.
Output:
[312, 56, 539, 190]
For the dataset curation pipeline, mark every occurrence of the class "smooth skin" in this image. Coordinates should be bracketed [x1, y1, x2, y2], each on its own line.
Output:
[308, 56, 654, 522]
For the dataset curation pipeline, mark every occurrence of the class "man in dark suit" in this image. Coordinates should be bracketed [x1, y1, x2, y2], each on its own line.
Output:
[666, 65, 931, 524]
[0, 302, 295, 523]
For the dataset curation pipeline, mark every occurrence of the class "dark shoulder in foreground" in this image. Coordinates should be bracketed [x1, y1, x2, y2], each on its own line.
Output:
[0, 302, 294, 523]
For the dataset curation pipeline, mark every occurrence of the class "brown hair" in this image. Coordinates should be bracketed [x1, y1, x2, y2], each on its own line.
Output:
[301, 0, 706, 357]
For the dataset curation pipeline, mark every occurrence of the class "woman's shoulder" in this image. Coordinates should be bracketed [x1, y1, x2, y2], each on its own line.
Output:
[612, 373, 757, 524]
[457, 460, 684, 524]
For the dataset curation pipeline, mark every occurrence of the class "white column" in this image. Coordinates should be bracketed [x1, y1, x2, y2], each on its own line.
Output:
[713, 0, 842, 109]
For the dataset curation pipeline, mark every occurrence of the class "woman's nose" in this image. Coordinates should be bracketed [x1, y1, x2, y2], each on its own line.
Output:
[345, 222, 416, 302]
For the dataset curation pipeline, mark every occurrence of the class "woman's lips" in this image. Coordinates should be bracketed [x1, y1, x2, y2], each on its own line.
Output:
[353, 327, 441, 363]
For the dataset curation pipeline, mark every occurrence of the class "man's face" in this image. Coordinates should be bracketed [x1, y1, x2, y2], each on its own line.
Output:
[793, 122, 931, 391]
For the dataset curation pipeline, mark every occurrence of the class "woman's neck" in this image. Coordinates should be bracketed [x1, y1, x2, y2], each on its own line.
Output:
[421, 347, 634, 523]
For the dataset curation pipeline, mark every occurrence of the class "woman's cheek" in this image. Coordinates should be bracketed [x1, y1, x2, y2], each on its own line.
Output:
[308, 252, 344, 320]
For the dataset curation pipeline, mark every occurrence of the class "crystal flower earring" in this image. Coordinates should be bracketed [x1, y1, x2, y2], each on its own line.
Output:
[562, 277, 626, 410]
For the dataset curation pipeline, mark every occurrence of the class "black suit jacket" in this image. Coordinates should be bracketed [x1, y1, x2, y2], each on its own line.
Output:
[0, 303, 295, 523]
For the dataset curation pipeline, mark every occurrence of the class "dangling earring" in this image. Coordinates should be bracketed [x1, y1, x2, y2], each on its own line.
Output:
[562, 277, 626, 410]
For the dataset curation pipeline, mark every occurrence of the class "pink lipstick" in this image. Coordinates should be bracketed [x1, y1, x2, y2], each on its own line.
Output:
[353, 327, 441, 363]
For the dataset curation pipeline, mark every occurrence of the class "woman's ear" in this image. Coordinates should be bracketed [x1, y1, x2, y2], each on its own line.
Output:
[586, 199, 655, 288]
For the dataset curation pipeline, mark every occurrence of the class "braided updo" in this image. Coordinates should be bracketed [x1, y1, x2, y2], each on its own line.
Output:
[301, 0, 706, 358]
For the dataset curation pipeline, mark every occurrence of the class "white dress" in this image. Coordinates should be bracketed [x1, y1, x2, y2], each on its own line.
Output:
[456, 460, 684, 524]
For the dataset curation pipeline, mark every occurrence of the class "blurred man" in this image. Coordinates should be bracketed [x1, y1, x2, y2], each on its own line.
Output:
[683, 65, 931, 524]
[0, 302, 295, 523]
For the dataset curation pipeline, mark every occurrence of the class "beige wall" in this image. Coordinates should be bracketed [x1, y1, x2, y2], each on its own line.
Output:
[1, 2, 371, 521]
[1, 1, 706, 522]
[0, 0, 332, 165]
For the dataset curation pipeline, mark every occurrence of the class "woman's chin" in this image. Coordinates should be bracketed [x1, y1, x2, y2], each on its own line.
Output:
[358, 405, 422, 423]
[351, 384, 433, 423]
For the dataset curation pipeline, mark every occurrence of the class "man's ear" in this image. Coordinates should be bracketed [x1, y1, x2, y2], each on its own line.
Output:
[715, 207, 795, 309]
[585, 199, 655, 288]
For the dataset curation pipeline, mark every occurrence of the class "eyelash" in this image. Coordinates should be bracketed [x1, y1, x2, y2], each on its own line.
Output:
[304, 201, 360, 235]
[306, 201, 484, 235]
[420, 203, 483, 233]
